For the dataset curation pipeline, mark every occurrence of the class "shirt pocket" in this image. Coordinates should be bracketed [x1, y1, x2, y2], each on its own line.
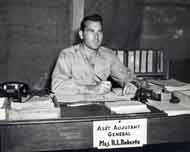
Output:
[72, 61, 96, 85]
[94, 59, 110, 81]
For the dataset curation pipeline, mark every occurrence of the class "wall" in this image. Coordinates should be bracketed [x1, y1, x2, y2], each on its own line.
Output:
[140, 1, 190, 82]
[0, 0, 190, 88]
[0, 0, 72, 89]
[84, 0, 143, 49]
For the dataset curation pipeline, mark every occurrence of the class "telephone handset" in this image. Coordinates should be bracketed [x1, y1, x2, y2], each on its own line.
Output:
[0, 81, 50, 102]
[0, 81, 30, 102]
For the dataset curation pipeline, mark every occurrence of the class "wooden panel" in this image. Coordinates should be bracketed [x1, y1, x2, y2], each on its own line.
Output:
[1, 115, 190, 152]
[148, 116, 190, 144]
[3, 122, 92, 152]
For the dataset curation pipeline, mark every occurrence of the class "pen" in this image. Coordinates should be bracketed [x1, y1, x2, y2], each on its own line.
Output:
[49, 91, 60, 107]
[95, 74, 102, 82]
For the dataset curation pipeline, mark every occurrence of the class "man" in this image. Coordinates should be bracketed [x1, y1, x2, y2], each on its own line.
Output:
[51, 14, 138, 96]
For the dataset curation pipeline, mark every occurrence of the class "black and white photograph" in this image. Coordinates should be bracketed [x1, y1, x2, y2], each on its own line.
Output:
[0, 0, 190, 151]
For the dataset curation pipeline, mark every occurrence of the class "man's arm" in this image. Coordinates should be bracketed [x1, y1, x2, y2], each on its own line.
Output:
[51, 51, 90, 95]
[110, 53, 139, 95]
[110, 54, 136, 86]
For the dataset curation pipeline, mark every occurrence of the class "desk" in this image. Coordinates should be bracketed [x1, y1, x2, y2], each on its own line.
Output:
[0, 104, 190, 152]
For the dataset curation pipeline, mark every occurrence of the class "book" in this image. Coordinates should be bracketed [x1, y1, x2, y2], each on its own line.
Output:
[141, 50, 146, 73]
[128, 51, 134, 73]
[105, 100, 150, 114]
[147, 50, 153, 72]
[135, 50, 140, 72]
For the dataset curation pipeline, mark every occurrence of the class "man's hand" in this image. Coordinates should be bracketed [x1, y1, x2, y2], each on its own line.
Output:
[123, 82, 138, 96]
[94, 81, 112, 95]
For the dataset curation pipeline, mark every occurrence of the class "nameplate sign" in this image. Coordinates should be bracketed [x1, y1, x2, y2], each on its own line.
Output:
[93, 119, 147, 149]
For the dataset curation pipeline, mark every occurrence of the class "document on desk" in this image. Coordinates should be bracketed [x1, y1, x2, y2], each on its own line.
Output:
[11, 96, 55, 110]
[165, 84, 190, 92]
[174, 90, 190, 107]
[147, 99, 190, 116]
[105, 100, 150, 114]
[149, 79, 190, 92]
[0, 97, 7, 120]
[55, 92, 134, 106]
[9, 96, 61, 120]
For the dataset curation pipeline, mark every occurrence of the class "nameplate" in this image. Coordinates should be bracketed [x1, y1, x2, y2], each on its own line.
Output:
[93, 119, 147, 149]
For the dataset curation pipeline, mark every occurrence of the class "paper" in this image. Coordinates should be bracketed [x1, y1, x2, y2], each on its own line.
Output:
[55, 92, 133, 104]
[105, 100, 150, 114]
[0, 97, 6, 108]
[93, 119, 147, 149]
[149, 79, 186, 87]
[8, 95, 61, 120]
[174, 90, 190, 107]
[11, 96, 55, 110]
[165, 84, 190, 92]
[8, 108, 61, 120]
[147, 99, 190, 116]
[179, 90, 190, 96]
[0, 109, 6, 120]
[0, 98, 7, 120]
[148, 79, 190, 92]
[147, 90, 190, 116]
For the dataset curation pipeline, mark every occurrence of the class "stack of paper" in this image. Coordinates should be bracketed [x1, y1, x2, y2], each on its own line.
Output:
[11, 96, 55, 110]
[8, 96, 61, 120]
[165, 84, 190, 92]
[174, 90, 190, 107]
[147, 99, 190, 116]
[0, 97, 7, 120]
[105, 100, 150, 114]
[148, 79, 189, 92]
[149, 79, 186, 87]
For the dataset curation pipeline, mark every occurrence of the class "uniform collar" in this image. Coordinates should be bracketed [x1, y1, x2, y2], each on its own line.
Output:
[79, 43, 101, 60]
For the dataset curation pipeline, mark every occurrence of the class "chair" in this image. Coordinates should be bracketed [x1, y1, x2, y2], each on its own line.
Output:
[115, 49, 170, 80]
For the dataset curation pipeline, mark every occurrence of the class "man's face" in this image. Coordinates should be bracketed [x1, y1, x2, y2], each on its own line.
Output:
[80, 20, 103, 50]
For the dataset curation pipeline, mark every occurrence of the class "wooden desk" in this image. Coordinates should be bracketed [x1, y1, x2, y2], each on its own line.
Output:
[0, 104, 190, 152]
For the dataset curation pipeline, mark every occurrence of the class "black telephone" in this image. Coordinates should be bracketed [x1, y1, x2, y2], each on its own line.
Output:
[0, 81, 30, 102]
[131, 87, 161, 103]
[0, 81, 51, 102]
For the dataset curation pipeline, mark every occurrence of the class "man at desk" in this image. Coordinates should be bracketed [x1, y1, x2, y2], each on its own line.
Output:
[51, 14, 138, 97]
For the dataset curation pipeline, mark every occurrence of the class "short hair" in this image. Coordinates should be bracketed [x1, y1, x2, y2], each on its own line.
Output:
[80, 14, 103, 31]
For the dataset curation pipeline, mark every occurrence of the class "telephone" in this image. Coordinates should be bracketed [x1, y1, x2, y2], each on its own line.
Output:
[0, 81, 51, 102]
[131, 87, 161, 103]
[0, 81, 30, 102]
